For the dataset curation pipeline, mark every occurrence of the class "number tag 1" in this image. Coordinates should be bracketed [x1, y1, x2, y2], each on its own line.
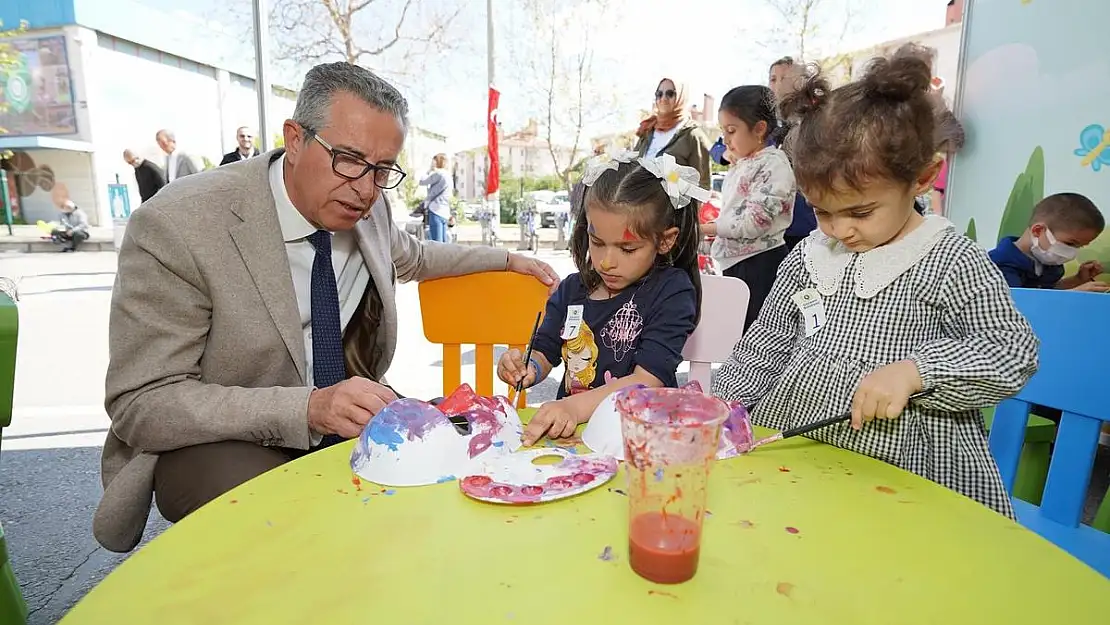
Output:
[790, 288, 827, 337]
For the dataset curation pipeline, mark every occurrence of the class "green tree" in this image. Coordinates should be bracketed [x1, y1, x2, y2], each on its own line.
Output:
[996, 147, 1045, 242]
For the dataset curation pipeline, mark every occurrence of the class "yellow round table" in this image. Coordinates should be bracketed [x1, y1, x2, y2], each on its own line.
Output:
[63, 417, 1109, 624]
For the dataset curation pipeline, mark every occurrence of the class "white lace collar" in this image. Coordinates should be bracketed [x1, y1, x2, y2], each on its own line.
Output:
[804, 215, 954, 299]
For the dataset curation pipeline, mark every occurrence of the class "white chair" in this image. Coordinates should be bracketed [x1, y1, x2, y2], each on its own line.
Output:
[682, 274, 750, 391]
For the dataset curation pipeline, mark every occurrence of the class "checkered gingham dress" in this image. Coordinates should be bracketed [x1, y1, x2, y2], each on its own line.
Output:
[712, 218, 1039, 518]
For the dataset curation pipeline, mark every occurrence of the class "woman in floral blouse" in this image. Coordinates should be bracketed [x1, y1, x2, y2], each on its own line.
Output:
[700, 85, 797, 329]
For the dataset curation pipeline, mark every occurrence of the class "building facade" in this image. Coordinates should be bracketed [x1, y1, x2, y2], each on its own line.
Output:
[0, 0, 443, 226]
[453, 120, 576, 201]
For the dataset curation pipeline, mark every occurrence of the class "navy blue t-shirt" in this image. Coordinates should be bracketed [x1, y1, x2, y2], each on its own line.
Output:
[988, 236, 1064, 289]
[531, 267, 697, 399]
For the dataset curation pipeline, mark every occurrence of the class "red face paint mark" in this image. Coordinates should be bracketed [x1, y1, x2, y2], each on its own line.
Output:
[351, 475, 362, 491]
[876, 485, 896, 494]
[622, 228, 639, 241]
[785, 526, 800, 534]
[776, 582, 795, 597]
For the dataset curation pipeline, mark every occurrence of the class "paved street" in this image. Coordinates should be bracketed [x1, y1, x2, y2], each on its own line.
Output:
[0, 247, 581, 624]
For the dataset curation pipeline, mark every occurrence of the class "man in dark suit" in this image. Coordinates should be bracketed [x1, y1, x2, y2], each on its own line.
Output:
[123, 149, 167, 203]
[220, 126, 260, 165]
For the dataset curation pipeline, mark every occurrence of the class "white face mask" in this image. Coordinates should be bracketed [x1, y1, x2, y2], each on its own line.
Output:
[1030, 228, 1079, 266]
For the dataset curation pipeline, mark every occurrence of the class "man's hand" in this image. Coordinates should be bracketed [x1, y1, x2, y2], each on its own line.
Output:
[522, 400, 580, 446]
[507, 253, 560, 294]
[1078, 260, 1105, 283]
[1073, 280, 1110, 293]
[307, 377, 399, 440]
[850, 360, 922, 430]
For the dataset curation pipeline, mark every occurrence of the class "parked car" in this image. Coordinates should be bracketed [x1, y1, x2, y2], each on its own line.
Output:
[540, 190, 570, 228]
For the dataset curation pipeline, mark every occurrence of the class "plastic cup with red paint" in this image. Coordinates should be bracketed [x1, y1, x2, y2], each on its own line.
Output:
[616, 387, 727, 584]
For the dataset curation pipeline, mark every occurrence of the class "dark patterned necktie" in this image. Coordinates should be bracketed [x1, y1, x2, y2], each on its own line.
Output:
[307, 231, 347, 447]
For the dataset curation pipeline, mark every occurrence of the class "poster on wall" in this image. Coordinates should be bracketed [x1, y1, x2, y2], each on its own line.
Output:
[0, 35, 77, 136]
[949, 0, 1110, 265]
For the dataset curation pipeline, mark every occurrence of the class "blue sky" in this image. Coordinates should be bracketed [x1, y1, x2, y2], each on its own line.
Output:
[144, 0, 952, 151]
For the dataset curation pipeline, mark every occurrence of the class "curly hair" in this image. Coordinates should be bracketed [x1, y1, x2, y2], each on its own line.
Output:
[780, 43, 951, 194]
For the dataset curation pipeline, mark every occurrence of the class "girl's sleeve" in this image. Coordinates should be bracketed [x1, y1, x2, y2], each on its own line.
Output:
[715, 154, 796, 241]
[712, 248, 803, 406]
[910, 244, 1039, 411]
[631, 270, 697, 385]
[531, 276, 576, 368]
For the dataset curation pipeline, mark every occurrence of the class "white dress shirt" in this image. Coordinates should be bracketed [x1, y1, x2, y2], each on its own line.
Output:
[166, 151, 180, 181]
[268, 155, 370, 388]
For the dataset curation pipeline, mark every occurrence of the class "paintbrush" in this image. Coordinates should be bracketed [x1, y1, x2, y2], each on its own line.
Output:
[513, 311, 544, 396]
[744, 389, 936, 453]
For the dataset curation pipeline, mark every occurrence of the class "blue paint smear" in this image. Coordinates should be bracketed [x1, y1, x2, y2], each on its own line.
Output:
[492, 441, 505, 447]
[362, 497, 371, 504]
[654, 468, 664, 482]
[436, 475, 457, 483]
[384, 489, 396, 496]
[366, 418, 405, 451]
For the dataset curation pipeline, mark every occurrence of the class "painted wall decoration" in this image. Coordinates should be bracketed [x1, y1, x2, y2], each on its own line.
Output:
[0, 34, 77, 136]
[948, 0, 1110, 268]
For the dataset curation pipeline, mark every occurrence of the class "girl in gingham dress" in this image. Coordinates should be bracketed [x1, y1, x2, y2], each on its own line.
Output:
[712, 45, 1039, 518]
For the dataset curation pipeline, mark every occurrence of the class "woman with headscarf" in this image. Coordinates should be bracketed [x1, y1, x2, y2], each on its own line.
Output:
[634, 77, 712, 189]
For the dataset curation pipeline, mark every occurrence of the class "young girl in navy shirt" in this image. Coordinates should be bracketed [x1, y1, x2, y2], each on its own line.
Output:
[497, 152, 706, 445]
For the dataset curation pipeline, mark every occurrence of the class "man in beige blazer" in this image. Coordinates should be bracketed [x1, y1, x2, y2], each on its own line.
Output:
[95, 62, 558, 553]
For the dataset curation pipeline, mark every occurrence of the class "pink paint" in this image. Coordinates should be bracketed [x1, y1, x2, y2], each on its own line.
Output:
[436, 383, 512, 458]
[459, 455, 617, 504]
[785, 526, 800, 534]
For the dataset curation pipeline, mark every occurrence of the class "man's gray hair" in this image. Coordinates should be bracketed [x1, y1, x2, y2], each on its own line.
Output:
[292, 62, 409, 137]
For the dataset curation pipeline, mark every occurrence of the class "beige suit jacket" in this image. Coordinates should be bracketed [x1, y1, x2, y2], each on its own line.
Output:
[95, 150, 507, 552]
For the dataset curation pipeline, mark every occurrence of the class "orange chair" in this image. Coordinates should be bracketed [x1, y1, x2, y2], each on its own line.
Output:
[418, 271, 550, 406]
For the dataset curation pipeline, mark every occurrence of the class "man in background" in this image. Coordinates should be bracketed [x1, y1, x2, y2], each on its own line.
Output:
[123, 149, 167, 203]
[155, 129, 199, 182]
[220, 126, 260, 165]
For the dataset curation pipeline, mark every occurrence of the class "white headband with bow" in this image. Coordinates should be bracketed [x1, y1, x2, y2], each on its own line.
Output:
[581, 148, 639, 186]
[637, 153, 711, 209]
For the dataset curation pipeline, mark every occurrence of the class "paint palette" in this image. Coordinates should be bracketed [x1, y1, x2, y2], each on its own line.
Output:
[350, 384, 523, 487]
[581, 381, 754, 460]
[459, 448, 618, 505]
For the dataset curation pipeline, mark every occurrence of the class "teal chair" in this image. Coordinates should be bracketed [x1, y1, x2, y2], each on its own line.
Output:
[0, 290, 26, 624]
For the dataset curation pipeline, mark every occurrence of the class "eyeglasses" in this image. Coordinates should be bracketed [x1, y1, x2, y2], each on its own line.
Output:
[655, 89, 677, 100]
[308, 131, 407, 189]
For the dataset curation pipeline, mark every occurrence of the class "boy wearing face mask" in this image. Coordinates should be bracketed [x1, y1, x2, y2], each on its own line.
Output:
[989, 192, 1108, 292]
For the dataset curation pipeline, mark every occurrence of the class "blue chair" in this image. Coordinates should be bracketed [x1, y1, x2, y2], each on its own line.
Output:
[989, 288, 1110, 577]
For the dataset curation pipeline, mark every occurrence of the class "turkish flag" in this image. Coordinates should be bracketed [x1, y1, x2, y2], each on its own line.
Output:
[486, 86, 500, 197]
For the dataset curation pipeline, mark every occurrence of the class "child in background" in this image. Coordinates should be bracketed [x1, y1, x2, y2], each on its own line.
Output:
[497, 153, 704, 446]
[712, 45, 1038, 518]
[988, 193, 1107, 292]
[700, 85, 797, 329]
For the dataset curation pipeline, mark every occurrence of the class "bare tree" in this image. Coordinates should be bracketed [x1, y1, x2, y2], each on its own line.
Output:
[217, 0, 462, 84]
[274, 0, 460, 72]
[760, 0, 857, 63]
[517, 0, 621, 192]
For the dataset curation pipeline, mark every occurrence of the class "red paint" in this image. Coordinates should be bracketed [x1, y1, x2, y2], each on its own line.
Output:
[629, 512, 701, 584]
[622, 228, 639, 241]
[785, 526, 800, 534]
[352, 475, 362, 491]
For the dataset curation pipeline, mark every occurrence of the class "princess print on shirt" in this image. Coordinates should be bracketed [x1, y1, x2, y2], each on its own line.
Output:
[563, 321, 599, 395]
